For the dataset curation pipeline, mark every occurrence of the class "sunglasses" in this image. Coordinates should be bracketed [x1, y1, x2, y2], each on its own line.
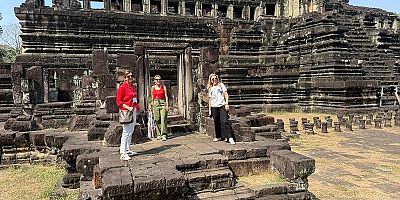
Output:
[211, 78, 218, 81]
[155, 79, 161, 81]
[126, 75, 133, 78]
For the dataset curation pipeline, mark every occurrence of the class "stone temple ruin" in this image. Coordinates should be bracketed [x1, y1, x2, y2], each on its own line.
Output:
[0, 0, 399, 199]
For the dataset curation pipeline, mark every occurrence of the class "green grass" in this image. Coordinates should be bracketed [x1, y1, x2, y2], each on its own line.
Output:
[0, 164, 78, 200]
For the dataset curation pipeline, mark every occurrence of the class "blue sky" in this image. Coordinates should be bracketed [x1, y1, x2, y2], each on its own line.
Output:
[0, 0, 399, 26]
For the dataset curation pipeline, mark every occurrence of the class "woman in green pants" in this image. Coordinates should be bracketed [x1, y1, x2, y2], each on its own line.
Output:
[149, 75, 169, 141]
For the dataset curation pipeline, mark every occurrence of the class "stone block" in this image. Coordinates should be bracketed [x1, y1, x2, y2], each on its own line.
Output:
[53, 135, 68, 149]
[92, 50, 109, 75]
[229, 106, 251, 117]
[11, 120, 35, 132]
[228, 157, 270, 177]
[133, 125, 142, 144]
[69, 115, 96, 131]
[4, 118, 16, 130]
[200, 48, 219, 63]
[220, 149, 247, 160]
[74, 108, 96, 115]
[62, 172, 81, 189]
[98, 74, 115, 88]
[201, 62, 220, 78]
[88, 127, 107, 141]
[76, 152, 100, 181]
[93, 120, 110, 127]
[266, 142, 291, 157]
[96, 113, 113, 121]
[0, 132, 16, 146]
[105, 96, 119, 114]
[45, 134, 55, 147]
[251, 183, 288, 197]
[133, 175, 166, 199]
[79, 181, 103, 200]
[270, 150, 315, 190]
[134, 46, 144, 56]
[117, 54, 137, 68]
[99, 87, 116, 101]
[29, 132, 46, 147]
[102, 167, 134, 199]
[231, 123, 255, 142]
[14, 132, 30, 147]
[16, 114, 31, 121]
[104, 122, 123, 147]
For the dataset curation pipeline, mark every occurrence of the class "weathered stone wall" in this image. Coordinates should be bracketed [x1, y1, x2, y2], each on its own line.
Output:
[3, 0, 400, 132]
[0, 64, 13, 122]
[261, 4, 400, 112]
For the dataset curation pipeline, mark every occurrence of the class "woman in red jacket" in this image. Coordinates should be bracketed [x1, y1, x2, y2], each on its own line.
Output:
[116, 71, 141, 161]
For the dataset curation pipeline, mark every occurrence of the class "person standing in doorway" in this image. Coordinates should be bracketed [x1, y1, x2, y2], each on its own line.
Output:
[149, 75, 169, 141]
[116, 71, 141, 161]
[208, 73, 235, 144]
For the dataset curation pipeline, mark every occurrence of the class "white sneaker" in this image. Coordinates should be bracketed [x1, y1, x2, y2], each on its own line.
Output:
[228, 138, 236, 145]
[120, 154, 131, 161]
[126, 151, 138, 157]
[213, 138, 220, 142]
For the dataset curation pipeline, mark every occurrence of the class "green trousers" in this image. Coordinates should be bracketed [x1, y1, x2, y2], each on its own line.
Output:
[152, 99, 167, 136]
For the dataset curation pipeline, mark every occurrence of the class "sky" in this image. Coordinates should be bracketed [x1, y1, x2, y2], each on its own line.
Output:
[0, 0, 399, 26]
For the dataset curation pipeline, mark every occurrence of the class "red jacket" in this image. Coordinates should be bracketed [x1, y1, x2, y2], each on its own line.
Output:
[116, 82, 141, 111]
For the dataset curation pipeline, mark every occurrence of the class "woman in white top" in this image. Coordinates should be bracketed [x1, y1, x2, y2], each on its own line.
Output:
[208, 74, 235, 144]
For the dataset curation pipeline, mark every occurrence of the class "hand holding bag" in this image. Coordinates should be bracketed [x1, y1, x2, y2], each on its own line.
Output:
[119, 110, 133, 124]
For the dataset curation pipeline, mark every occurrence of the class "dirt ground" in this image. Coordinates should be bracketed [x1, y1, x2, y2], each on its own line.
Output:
[272, 112, 400, 200]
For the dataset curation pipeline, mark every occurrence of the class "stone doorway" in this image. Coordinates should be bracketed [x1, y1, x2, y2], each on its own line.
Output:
[138, 43, 194, 121]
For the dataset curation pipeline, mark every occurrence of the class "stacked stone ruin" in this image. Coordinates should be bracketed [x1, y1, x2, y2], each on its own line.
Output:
[0, 0, 399, 199]
[0, 64, 13, 122]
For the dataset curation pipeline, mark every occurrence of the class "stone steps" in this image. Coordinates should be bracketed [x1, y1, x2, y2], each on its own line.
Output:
[189, 186, 254, 199]
[184, 166, 234, 192]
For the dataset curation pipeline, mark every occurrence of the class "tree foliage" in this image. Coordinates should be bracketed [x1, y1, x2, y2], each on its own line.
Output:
[0, 45, 18, 63]
[0, 19, 22, 63]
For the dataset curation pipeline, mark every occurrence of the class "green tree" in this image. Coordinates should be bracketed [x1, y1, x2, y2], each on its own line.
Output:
[0, 45, 18, 63]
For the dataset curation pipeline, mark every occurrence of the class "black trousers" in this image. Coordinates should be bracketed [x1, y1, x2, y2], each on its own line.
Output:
[211, 106, 232, 139]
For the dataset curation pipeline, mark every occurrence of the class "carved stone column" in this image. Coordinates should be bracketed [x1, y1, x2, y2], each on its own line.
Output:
[195, 1, 201, 16]
[244, 6, 250, 20]
[184, 47, 194, 120]
[177, 52, 185, 117]
[274, 3, 280, 17]
[11, 64, 23, 106]
[43, 69, 49, 103]
[161, 0, 167, 15]
[211, 3, 217, 17]
[104, 0, 111, 11]
[124, 0, 131, 12]
[179, 1, 184, 15]
[227, 4, 234, 20]
[83, 0, 90, 9]
[143, 0, 150, 13]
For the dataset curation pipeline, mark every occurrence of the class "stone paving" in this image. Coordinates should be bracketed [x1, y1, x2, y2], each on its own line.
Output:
[66, 131, 315, 199]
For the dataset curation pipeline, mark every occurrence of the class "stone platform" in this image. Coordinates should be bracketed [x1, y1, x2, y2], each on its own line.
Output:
[58, 131, 316, 200]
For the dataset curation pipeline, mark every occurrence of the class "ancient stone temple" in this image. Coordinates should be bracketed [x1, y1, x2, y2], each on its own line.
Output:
[0, 0, 399, 199]
[5, 0, 399, 124]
